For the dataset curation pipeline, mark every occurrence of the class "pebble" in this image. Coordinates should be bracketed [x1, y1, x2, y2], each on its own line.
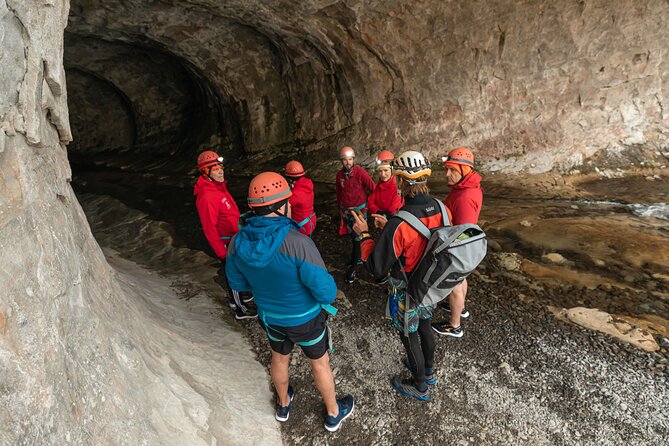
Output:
[520, 220, 532, 227]
[499, 362, 512, 375]
[542, 252, 567, 264]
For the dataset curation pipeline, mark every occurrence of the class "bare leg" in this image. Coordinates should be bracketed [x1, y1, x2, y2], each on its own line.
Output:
[271, 351, 291, 406]
[449, 280, 466, 327]
[308, 352, 339, 416]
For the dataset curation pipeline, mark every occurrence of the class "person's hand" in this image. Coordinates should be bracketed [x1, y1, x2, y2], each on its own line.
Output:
[351, 210, 369, 235]
[371, 213, 388, 230]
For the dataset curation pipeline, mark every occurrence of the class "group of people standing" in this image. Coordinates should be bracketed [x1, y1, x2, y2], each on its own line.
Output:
[193, 145, 483, 431]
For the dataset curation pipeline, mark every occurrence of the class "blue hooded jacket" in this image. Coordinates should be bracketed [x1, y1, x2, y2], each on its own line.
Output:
[226, 216, 337, 327]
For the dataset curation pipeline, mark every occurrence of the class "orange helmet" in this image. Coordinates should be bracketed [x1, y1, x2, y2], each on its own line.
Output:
[442, 147, 474, 168]
[339, 146, 355, 159]
[375, 150, 394, 168]
[197, 150, 224, 170]
[442, 147, 474, 176]
[284, 160, 305, 178]
[247, 172, 292, 208]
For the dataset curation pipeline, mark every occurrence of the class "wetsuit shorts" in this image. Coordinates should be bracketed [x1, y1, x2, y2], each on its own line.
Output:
[260, 310, 330, 359]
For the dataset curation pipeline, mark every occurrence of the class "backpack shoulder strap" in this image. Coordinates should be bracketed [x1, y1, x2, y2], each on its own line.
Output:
[395, 210, 431, 239]
[435, 199, 451, 226]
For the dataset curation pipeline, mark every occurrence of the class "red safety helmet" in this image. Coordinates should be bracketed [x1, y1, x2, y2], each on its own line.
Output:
[339, 146, 355, 159]
[197, 150, 224, 171]
[442, 147, 474, 176]
[247, 172, 292, 208]
[284, 160, 305, 178]
[375, 150, 394, 168]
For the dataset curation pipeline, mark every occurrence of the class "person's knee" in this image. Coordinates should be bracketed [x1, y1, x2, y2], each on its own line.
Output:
[272, 351, 291, 365]
[308, 352, 330, 370]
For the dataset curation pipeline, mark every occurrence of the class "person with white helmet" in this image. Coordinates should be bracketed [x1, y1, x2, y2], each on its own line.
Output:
[367, 150, 403, 218]
[193, 150, 256, 320]
[335, 146, 375, 284]
[351, 150, 455, 401]
[225, 172, 354, 432]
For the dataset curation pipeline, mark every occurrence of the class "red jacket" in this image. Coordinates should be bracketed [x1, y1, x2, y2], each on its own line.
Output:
[367, 177, 403, 215]
[336, 165, 375, 210]
[289, 177, 317, 236]
[194, 176, 241, 259]
[444, 172, 483, 225]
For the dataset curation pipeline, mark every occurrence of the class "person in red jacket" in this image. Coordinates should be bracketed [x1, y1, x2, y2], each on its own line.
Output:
[336, 146, 376, 284]
[194, 150, 256, 320]
[432, 147, 483, 338]
[285, 160, 317, 236]
[367, 150, 403, 218]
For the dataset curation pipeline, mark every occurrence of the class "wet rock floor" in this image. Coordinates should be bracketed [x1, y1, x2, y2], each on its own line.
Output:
[74, 168, 669, 445]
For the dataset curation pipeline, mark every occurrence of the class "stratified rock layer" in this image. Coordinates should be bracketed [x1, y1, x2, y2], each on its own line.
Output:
[66, 0, 669, 172]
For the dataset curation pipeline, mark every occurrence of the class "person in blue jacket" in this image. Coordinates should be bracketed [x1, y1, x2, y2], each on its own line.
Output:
[226, 171, 355, 433]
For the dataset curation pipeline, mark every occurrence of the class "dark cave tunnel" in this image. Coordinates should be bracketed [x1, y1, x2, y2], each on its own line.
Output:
[63, 13, 357, 257]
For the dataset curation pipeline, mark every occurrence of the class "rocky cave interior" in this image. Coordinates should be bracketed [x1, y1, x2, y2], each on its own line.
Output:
[2, 0, 669, 444]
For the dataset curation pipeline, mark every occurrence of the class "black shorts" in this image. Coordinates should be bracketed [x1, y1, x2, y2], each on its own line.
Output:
[260, 310, 330, 360]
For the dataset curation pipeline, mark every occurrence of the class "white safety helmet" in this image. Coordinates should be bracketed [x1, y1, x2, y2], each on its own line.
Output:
[393, 150, 431, 183]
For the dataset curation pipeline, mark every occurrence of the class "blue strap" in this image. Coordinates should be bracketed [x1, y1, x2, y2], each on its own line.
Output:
[259, 304, 338, 347]
[220, 235, 232, 240]
[259, 303, 337, 321]
[345, 203, 367, 211]
[296, 212, 315, 228]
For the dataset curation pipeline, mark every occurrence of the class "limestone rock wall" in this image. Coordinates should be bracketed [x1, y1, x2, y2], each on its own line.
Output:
[66, 0, 669, 173]
[1, 1, 279, 444]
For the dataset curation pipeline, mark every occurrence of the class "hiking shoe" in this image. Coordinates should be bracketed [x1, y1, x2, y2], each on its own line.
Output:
[345, 265, 356, 284]
[241, 293, 254, 304]
[403, 360, 437, 385]
[432, 322, 463, 337]
[234, 305, 257, 320]
[375, 275, 389, 285]
[391, 376, 430, 401]
[275, 386, 295, 422]
[440, 303, 470, 318]
[324, 395, 355, 432]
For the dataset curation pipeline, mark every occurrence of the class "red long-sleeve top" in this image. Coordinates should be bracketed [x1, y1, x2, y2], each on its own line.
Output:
[336, 165, 375, 210]
[444, 172, 483, 225]
[367, 177, 403, 215]
[194, 176, 241, 259]
[289, 176, 317, 236]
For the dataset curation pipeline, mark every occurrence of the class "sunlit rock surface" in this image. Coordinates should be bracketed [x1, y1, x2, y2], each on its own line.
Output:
[1, 1, 279, 444]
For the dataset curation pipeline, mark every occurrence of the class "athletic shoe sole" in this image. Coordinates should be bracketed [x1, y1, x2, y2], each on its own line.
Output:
[324, 402, 355, 432]
[235, 312, 258, 320]
[275, 388, 295, 422]
[391, 377, 430, 401]
[431, 324, 463, 337]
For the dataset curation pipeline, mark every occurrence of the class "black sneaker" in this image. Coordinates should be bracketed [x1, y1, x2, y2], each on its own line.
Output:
[391, 375, 430, 401]
[440, 303, 470, 318]
[403, 360, 437, 385]
[275, 385, 295, 422]
[324, 395, 355, 432]
[375, 275, 389, 285]
[345, 265, 356, 284]
[241, 292, 254, 304]
[234, 305, 257, 320]
[431, 321, 463, 337]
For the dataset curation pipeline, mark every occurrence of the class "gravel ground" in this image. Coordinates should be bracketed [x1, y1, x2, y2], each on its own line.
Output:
[77, 183, 669, 446]
[237, 216, 669, 446]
